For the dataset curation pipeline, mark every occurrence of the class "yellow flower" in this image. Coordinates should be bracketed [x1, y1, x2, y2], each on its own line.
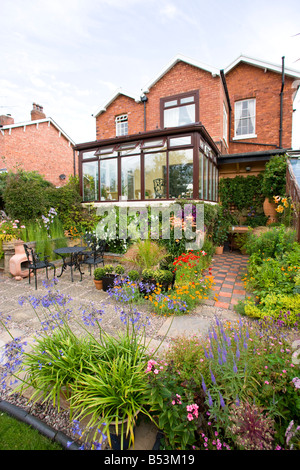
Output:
[274, 195, 281, 203]
[276, 205, 284, 213]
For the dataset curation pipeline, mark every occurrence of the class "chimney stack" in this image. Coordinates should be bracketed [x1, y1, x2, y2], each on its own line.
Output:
[31, 103, 46, 121]
[0, 114, 15, 126]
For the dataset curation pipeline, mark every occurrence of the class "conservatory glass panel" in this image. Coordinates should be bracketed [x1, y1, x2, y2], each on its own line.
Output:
[82, 161, 98, 202]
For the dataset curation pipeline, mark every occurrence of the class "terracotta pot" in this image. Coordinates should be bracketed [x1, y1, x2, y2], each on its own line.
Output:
[263, 197, 277, 224]
[94, 279, 103, 290]
[215, 246, 224, 255]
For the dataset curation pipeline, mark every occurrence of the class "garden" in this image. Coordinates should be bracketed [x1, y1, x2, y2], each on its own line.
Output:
[0, 154, 299, 451]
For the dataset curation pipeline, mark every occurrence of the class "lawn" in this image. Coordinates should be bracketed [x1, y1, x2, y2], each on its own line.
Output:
[0, 412, 63, 450]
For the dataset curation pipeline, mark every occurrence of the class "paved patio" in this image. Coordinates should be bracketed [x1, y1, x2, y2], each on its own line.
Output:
[0, 249, 249, 450]
[203, 251, 249, 310]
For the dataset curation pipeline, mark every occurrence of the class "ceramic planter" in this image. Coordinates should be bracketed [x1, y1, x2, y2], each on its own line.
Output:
[215, 246, 224, 255]
[94, 279, 103, 290]
[102, 274, 117, 291]
[263, 197, 277, 224]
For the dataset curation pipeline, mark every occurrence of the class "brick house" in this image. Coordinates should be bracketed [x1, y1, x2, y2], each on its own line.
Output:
[0, 104, 76, 187]
[75, 54, 300, 204]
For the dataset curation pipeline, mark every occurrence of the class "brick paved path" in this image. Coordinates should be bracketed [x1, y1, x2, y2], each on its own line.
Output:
[203, 251, 249, 310]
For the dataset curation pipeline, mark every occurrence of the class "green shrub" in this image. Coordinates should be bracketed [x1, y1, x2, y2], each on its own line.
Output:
[241, 225, 296, 259]
[94, 267, 106, 280]
[142, 268, 155, 280]
[3, 170, 52, 221]
[115, 264, 125, 275]
[128, 270, 140, 281]
[153, 269, 173, 285]
[244, 293, 300, 327]
[261, 154, 287, 200]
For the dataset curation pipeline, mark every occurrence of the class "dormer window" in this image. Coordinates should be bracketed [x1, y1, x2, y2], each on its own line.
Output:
[115, 114, 128, 136]
[161, 91, 199, 128]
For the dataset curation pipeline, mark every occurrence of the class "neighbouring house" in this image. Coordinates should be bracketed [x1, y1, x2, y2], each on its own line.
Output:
[75, 54, 300, 208]
[0, 103, 77, 187]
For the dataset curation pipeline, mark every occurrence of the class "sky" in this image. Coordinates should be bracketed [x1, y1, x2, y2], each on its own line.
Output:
[1, 0, 300, 147]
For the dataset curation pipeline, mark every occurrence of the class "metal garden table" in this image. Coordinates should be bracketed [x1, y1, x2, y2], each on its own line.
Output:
[53, 246, 87, 282]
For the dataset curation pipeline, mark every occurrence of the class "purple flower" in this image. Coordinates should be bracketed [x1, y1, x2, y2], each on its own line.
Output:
[219, 391, 225, 408]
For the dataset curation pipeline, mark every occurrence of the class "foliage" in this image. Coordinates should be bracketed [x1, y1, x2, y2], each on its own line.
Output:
[128, 269, 140, 281]
[239, 225, 296, 259]
[273, 195, 294, 227]
[243, 293, 300, 328]
[141, 268, 155, 280]
[158, 316, 300, 449]
[261, 154, 287, 200]
[93, 267, 106, 280]
[0, 280, 158, 450]
[227, 401, 275, 450]
[210, 206, 231, 247]
[123, 239, 167, 272]
[153, 269, 173, 285]
[219, 174, 265, 213]
[0, 216, 25, 242]
[2, 170, 53, 221]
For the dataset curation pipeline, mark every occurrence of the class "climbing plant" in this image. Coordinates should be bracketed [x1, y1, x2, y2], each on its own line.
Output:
[219, 174, 265, 211]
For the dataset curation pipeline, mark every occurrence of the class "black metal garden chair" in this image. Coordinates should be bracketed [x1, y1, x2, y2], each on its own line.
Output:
[79, 238, 106, 275]
[23, 243, 56, 290]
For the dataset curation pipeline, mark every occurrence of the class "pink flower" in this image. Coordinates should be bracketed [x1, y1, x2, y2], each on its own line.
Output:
[187, 413, 194, 421]
[265, 381, 269, 385]
[153, 369, 159, 374]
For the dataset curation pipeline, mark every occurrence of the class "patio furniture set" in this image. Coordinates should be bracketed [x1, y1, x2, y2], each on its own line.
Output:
[23, 234, 106, 289]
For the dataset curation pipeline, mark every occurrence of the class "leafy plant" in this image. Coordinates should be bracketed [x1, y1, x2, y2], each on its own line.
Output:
[228, 401, 275, 450]
[261, 154, 287, 200]
[128, 270, 140, 281]
[141, 268, 155, 280]
[153, 269, 173, 285]
[93, 267, 106, 280]
[123, 239, 167, 272]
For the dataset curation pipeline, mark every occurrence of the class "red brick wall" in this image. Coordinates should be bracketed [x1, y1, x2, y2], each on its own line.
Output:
[0, 121, 75, 186]
[95, 62, 227, 149]
[95, 60, 295, 157]
[96, 95, 143, 140]
[225, 62, 294, 153]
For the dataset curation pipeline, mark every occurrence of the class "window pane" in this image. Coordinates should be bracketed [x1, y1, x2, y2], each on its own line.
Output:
[199, 151, 203, 199]
[169, 149, 193, 199]
[180, 96, 194, 104]
[144, 152, 167, 199]
[82, 151, 96, 160]
[116, 115, 128, 136]
[82, 161, 98, 202]
[169, 136, 192, 147]
[235, 99, 255, 136]
[100, 158, 118, 201]
[209, 159, 213, 201]
[164, 104, 195, 128]
[179, 104, 195, 125]
[203, 156, 208, 200]
[121, 155, 141, 200]
[164, 99, 178, 108]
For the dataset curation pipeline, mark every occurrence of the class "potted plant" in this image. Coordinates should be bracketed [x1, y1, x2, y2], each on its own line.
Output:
[212, 216, 230, 254]
[93, 267, 106, 290]
[139, 268, 156, 295]
[153, 269, 174, 291]
[102, 264, 125, 291]
[128, 269, 140, 282]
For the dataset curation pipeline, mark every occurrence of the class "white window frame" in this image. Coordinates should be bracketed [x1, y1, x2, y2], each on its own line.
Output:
[115, 114, 128, 137]
[233, 98, 257, 140]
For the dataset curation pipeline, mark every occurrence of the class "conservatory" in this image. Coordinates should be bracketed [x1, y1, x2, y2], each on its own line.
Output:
[76, 124, 219, 204]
